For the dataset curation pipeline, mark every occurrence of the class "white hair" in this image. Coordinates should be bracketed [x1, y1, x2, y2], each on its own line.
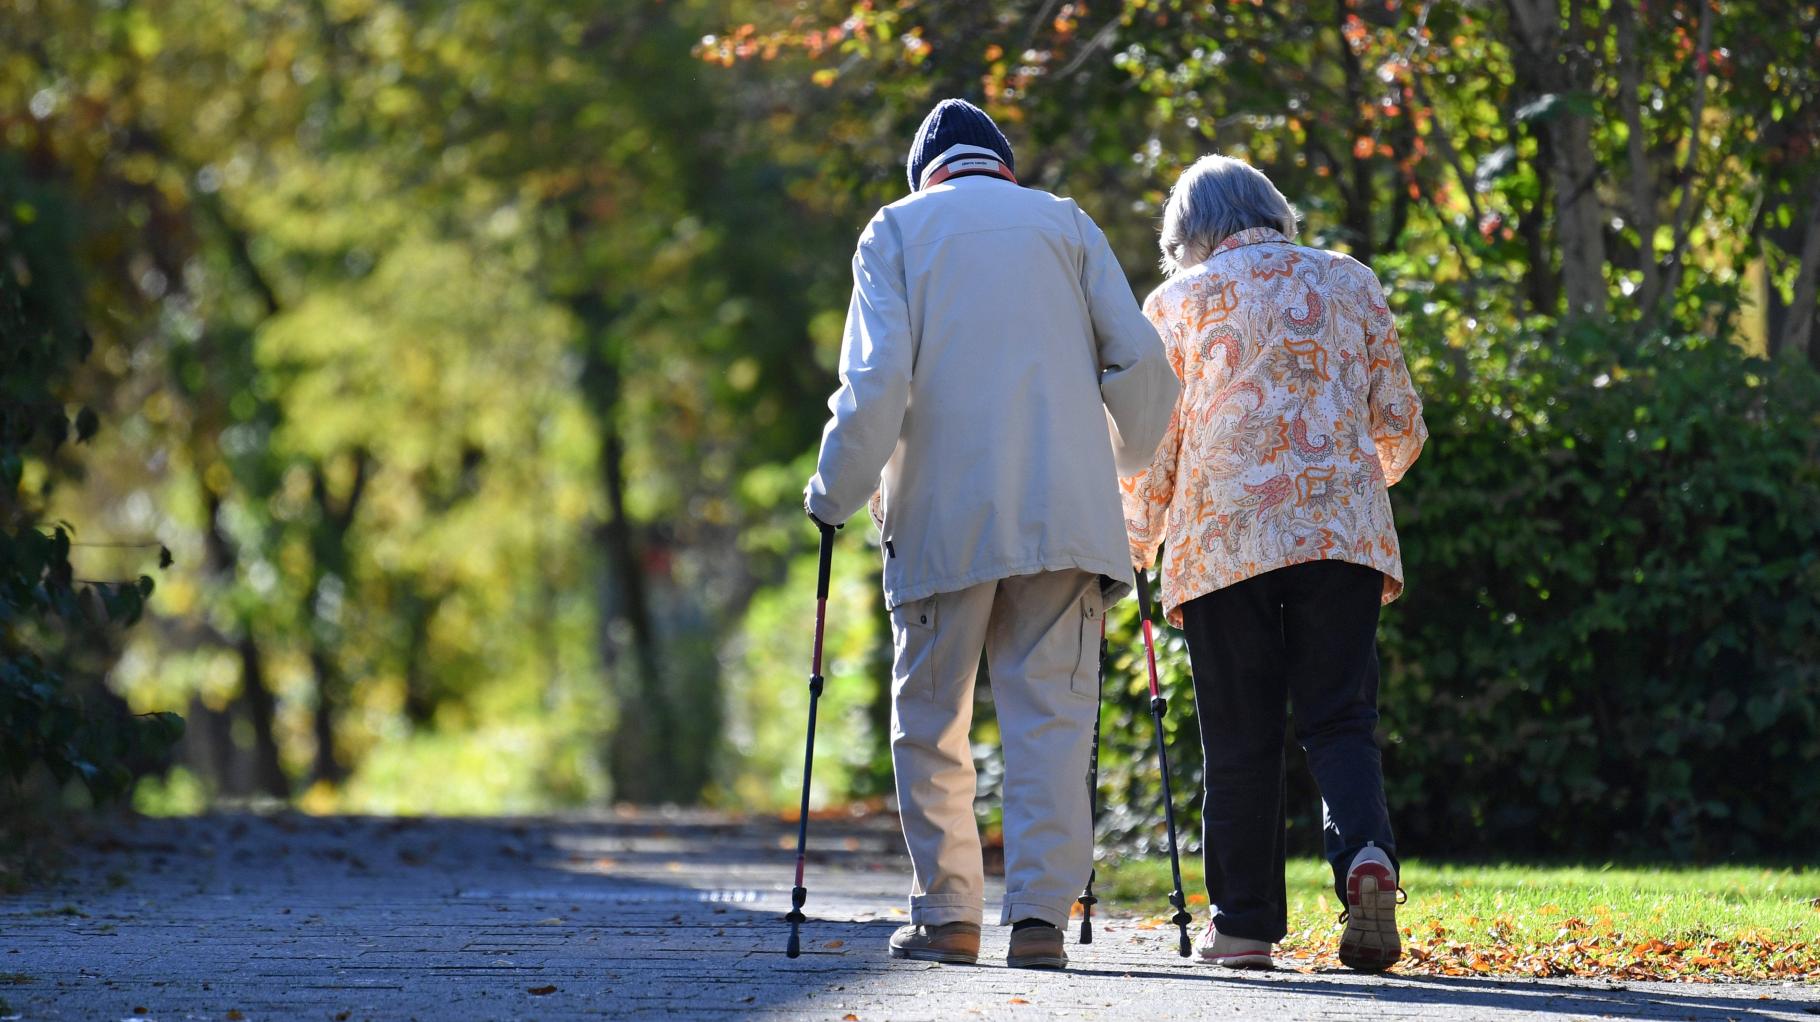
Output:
[1158, 154, 1300, 275]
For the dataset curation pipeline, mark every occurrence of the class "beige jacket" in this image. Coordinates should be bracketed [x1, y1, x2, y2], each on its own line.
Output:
[806, 176, 1178, 608]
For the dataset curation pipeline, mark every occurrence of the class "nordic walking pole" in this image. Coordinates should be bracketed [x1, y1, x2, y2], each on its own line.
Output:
[784, 520, 836, 959]
[1135, 569, 1193, 958]
[1076, 616, 1106, 944]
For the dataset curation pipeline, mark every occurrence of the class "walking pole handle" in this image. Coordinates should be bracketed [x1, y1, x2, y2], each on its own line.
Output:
[1134, 570, 1164, 703]
[815, 520, 835, 601]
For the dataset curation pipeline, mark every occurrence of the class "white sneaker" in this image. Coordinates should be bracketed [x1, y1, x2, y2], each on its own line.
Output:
[1338, 842, 1403, 972]
[1195, 917, 1274, 969]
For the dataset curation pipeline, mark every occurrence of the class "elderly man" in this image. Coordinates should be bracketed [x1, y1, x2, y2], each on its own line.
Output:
[1122, 154, 1427, 972]
[804, 99, 1178, 970]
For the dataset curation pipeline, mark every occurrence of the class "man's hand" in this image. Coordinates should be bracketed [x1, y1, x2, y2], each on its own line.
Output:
[804, 493, 841, 532]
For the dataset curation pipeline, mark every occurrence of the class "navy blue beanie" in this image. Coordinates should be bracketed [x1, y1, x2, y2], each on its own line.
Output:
[905, 99, 1015, 191]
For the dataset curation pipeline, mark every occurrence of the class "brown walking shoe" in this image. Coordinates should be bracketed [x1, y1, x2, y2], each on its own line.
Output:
[1006, 923, 1068, 969]
[887, 921, 981, 965]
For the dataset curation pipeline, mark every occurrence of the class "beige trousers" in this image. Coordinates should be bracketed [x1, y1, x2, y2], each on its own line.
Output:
[889, 569, 1104, 928]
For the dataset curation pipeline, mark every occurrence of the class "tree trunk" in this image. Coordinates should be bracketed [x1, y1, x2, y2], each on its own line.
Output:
[1782, 201, 1820, 363]
[573, 315, 677, 804]
[187, 696, 240, 798]
[238, 634, 289, 799]
[1336, 3, 1377, 263]
[596, 413, 673, 802]
[201, 493, 287, 799]
[303, 452, 369, 788]
[1506, 0, 1608, 321]
[308, 649, 344, 785]
[1615, 1, 1660, 306]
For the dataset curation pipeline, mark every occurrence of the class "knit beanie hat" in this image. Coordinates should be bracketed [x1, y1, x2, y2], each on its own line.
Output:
[905, 99, 1016, 192]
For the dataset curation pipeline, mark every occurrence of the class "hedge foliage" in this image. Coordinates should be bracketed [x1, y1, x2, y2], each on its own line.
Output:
[2, 160, 183, 811]
[1090, 324, 1820, 860]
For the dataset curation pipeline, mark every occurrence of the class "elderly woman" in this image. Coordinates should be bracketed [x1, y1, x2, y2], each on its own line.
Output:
[1121, 155, 1426, 972]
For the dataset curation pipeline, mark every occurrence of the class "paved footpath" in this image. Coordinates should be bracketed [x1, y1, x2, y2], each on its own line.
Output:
[3, 811, 1814, 1020]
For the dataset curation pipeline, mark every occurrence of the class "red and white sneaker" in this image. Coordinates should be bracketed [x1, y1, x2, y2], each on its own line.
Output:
[1338, 842, 1403, 972]
[1195, 917, 1274, 969]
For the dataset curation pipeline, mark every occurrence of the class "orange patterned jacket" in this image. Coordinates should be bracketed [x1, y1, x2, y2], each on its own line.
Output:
[1119, 227, 1427, 626]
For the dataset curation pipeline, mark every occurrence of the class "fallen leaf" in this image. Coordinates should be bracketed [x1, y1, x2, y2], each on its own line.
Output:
[226, 1012, 244, 1021]
[1009, 997, 1029, 1004]
[843, 1015, 859, 1021]
[527, 985, 558, 996]
[823, 939, 845, 949]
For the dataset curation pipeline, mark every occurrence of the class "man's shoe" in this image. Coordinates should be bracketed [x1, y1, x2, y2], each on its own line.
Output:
[887, 921, 980, 965]
[1338, 842, 1402, 972]
[1195, 918, 1274, 969]
[1006, 922, 1068, 969]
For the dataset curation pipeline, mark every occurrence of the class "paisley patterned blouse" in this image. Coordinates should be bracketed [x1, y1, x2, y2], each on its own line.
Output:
[1120, 227, 1427, 625]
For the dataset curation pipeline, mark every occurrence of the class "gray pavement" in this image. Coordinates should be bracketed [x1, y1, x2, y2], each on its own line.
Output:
[1, 811, 1814, 1020]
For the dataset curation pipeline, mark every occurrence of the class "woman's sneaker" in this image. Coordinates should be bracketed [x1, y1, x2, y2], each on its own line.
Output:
[1195, 918, 1274, 969]
[887, 921, 980, 965]
[1338, 842, 1402, 972]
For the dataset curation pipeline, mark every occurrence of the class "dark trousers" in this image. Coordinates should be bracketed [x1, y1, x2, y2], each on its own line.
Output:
[1178, 559, 1397, 943]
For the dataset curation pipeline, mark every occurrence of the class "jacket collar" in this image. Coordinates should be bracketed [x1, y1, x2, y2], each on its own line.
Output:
[919, 143, 1017, 190]
[1214, 227, 1290, 254]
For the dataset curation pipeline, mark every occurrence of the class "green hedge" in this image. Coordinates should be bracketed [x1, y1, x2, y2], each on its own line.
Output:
[1089, 325, 1820, 860]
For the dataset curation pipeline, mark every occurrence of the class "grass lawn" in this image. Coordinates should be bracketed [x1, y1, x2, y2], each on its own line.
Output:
[1092, 856, 1820, 981]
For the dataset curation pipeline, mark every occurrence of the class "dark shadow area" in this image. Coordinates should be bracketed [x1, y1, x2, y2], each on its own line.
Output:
[3, 812, 1813, 1020]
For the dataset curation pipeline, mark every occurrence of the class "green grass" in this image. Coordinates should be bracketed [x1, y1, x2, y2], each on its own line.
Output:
[1095, 856, 1820, 980]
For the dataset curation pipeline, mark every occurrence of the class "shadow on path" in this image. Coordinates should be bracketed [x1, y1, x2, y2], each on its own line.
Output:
[2, 811, 1813, 1020]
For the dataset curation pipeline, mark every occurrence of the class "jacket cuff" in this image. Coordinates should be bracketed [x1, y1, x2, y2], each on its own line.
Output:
[804, 483, 846, 527]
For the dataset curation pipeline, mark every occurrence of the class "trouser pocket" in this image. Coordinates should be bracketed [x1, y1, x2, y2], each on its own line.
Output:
[1069, 586, 1103, 698]
[891, 597, 939, 702]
